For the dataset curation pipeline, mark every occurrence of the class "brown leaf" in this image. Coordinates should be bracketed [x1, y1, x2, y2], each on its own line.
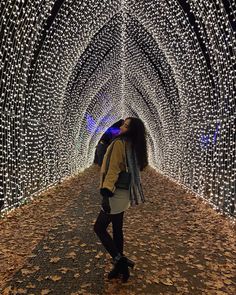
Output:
[36, 276, 44, 282]
[41, 290, 51, 295]
[160, 278, 174, 286]
[49, 257, 61, 263]
[223, 279, 233, 285]
[26, 283, 36, 288]
[215, 291, 229, 295]
[21, 268, 35, 275]
[81, 283, 92, 288]
[95, 251, 104, 259]
[59, 267, 70, 274]
[196, 264, 204, 270]
[153, 278, 160, 284]
[66, 251, 77, 259]
[15, 289, 27, 294]
[150, 253, 158, 257]
[49, 275, 61, 282]
[215, 281, 225, 289]
[2, 286, 12, 295]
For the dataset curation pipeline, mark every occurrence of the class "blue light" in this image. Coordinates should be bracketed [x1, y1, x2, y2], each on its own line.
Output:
[200, 133, 210, 149]
[86, 113, 116, 135]
[213, 122, 220, 144]
[200, 122, 221, 149]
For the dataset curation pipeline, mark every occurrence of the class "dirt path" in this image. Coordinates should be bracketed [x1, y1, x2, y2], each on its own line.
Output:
[0, 165, 235, 294]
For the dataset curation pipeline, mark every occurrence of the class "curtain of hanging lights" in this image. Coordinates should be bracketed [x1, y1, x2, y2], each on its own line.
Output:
[0, 0, 235, 217]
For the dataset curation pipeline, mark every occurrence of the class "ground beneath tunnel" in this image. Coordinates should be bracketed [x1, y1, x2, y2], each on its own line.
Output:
[0, 165, 235, 295]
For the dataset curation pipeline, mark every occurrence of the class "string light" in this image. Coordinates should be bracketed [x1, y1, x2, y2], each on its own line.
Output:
[0, 0, 235, 218]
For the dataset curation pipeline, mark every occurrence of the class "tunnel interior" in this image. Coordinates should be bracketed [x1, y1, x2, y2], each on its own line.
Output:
[0, 0, 235, 216]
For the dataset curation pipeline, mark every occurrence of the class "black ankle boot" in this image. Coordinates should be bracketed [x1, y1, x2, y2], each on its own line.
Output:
[108, 254, 122, 280]
[108, 256, 130, 283]
[126, 257, 135, 269]
[111, 256, 135, 269]
[118, 256, 130, 283]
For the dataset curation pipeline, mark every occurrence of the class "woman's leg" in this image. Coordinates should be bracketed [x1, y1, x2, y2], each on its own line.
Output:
[111, 211, 124, 256]
[94, 210, 120, 259]
[94, 211, 129, 281]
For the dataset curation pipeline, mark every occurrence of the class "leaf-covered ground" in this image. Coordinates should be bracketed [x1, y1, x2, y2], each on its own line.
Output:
[0, 165, 235, 295]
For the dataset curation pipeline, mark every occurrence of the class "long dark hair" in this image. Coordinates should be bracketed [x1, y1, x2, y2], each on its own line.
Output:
[118, 117, 148, 171]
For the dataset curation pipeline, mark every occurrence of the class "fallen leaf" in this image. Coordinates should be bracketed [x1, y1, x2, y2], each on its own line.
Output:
[153, 278, 160, 284]
[26, 283, 36, 288]
[36, 276, 44, 282]
[215, 281, 225, 289]
[21, 269, 35, 275]
[59, 267, 70, 274]
[15, 289, 27, 294]
[223, 279, 233, 285]
[49, 275, 61, 282]
[49, 257, 61, 263]
[2, 286, 12, 295]
[66, 251, 77, 259]
[196, 264, 204, 270]
[41, 289, 51, 295]
[160, 278, 174, 286]
[95, 251, 104, 259]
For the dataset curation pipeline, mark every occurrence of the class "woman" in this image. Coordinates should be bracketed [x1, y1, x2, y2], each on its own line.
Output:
[94, 117, 148, 283]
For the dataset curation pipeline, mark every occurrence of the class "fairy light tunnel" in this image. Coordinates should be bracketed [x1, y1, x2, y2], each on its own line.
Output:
[0, 0, 235, 217]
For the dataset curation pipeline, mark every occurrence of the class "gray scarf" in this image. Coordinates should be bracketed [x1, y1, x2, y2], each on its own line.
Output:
[125, 141, 145, 206]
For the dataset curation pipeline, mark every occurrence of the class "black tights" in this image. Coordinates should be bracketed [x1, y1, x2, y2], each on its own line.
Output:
[94, 210, 124, 259]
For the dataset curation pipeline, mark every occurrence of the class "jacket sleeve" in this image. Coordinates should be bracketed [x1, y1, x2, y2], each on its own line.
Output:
[101, 140, 124, 192]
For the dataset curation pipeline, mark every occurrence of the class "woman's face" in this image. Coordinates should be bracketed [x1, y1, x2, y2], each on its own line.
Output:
[120, 119, 131, 134]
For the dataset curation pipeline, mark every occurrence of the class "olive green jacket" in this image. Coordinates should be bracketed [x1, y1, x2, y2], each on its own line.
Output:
[99, 139, 127, 192]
